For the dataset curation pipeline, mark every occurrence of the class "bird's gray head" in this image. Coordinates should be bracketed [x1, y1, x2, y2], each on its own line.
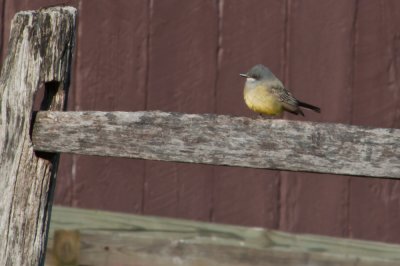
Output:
[240, 64, 276, 83]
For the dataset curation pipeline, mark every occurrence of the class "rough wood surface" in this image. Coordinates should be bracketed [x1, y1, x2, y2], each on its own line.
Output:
[44, 206, 400, 266]
[33, 111, 400, 178]
[0, 7, 76, 266]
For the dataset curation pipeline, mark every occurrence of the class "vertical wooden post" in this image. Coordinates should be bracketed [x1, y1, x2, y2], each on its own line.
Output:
[0, 7, 76, 266]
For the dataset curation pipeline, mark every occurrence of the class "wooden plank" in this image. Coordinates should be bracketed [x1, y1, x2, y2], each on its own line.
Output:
[32, 111, 400, 178]
[45, 206, 400, 266]
[349, 0, 400, 243]
[279, 0, 357, 238]
[143, 0, 217, 220]
[0, 7, 76, 265]
[212, 0, 285, 228]
[70, 0, 148, 213]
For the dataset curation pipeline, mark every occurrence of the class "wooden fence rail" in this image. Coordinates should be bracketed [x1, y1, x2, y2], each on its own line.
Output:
[33, 110, 400, 178]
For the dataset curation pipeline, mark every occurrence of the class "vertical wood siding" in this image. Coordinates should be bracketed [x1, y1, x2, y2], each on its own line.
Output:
[1, 0, 400, 244]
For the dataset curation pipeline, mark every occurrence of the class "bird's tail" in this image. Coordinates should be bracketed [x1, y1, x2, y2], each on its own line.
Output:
[298, 101, 321, 113]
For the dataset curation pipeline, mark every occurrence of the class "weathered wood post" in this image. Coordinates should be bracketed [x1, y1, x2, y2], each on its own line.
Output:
[0, 7, 76, 265]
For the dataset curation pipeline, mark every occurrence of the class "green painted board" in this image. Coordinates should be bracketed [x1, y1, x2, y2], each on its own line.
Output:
[45, 206, 400, 266]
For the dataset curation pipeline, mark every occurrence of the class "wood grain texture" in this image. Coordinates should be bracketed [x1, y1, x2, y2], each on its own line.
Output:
[33, 111, 400, 178]
[280, 0, 357, 238]
[0, 7, 76, 265]
[46, 206, 400, 266]
[212, 0, 285, 228]
[0, 0, 80, 210]
[349, 0, 400, 244]
[0, 0, 78, 62]
[144, 0, 217, 220]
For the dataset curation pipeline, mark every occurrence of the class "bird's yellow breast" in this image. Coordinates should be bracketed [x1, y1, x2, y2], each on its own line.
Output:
[243, 85, 283, 115]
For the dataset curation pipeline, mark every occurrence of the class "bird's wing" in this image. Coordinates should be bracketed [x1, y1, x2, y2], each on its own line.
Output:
[270, 85, 298, 106]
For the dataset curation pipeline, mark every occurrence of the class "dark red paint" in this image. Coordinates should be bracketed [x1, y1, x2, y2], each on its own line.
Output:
[1, 0, 400, 245]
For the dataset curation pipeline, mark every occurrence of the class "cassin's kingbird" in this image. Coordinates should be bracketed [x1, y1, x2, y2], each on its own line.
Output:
[240, 64, 320, 116]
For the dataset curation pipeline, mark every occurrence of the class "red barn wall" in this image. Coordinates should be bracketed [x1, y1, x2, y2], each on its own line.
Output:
[2, 0, 400, 244]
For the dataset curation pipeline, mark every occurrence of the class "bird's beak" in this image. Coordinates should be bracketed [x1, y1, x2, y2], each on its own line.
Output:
[239, 73, 248, 78]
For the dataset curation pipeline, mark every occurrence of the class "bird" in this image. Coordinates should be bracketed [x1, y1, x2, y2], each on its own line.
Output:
[240, 64, 320, 116]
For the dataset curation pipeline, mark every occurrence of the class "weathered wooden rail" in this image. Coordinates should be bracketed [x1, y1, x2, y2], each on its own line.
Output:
[33, 111, 400, 178]
[1, 5, 400, 266]
[45, 206, 400, 266]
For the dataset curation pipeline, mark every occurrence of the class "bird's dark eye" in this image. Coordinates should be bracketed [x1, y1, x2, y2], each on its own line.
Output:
[251, 74, 260, 80]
